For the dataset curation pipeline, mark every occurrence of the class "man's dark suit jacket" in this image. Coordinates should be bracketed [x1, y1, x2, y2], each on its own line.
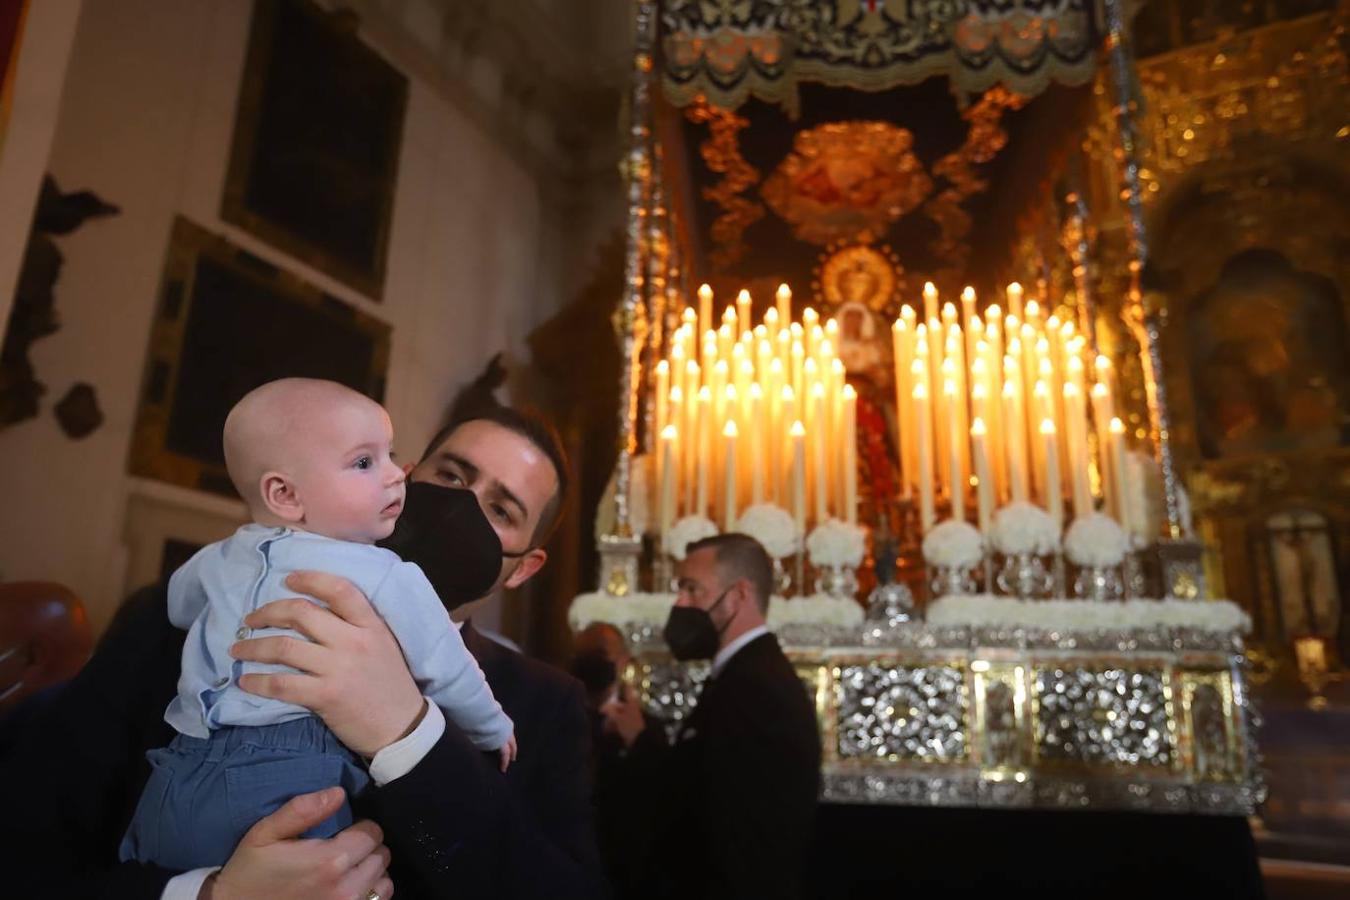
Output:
[1, 584, 606, 899]
[651, 631, 821, 900]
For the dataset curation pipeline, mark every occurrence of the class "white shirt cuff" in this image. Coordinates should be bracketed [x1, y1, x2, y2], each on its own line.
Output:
[368, 698, 444, 786]
[162, 867, 218, 900]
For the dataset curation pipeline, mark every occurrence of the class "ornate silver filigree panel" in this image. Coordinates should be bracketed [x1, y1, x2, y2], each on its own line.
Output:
[1034, 667, 1175, 768]
[834, 663, 968, 762]
[637, 659, 708, 741]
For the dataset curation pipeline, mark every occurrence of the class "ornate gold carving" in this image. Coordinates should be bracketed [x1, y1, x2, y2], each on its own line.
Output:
[685, 97, 763, 271]
[761, 121, 931, 246]
[922, 86, 1028, 281]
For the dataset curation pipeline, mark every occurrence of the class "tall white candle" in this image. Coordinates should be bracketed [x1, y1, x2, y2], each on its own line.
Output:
[971, 417, 993, 534]
[1109, 417, 1129, 531]
[812, 383, 827, 522]
[1002, 379, 1028, 503]
[736, 289, 752, 331]
[749, 383, 764, 504]
[698, 283, 713, 345]
[790, 420, 806, 540]
[1041, 418, 1061, 533]
[722, 420, 739, 531]
[842, 385, 858, 524]
[659, 425, 677, 537]
[915, 384, 935, 532]
[923, 281, 939, 326]
[696, 386, 711, 517]
[1063, 382, 1092, 518]
[945, 380, 964, 521]
[776, 283, 792, 331]
[1005, 282, 1024, 320]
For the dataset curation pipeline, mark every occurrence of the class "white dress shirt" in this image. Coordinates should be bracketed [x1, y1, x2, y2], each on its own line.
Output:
[711, 624, 770, 678]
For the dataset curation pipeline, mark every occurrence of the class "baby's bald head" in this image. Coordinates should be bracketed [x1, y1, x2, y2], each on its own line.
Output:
[224, 378, 388, 521]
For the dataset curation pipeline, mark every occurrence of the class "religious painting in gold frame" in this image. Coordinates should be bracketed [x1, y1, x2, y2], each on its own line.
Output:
[222, 0, 407, 300]
[130, 217, 390, 497]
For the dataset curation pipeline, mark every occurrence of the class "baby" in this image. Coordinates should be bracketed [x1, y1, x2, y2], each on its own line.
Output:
[119, 378, 515, 871]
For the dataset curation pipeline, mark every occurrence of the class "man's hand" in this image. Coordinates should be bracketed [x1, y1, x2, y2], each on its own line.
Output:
[599, 683, 648, 749]
[204, 788, 393, 900]
[230, 571, 424, 757]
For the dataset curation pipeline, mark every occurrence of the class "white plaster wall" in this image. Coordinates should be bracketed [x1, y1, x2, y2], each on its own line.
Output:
[0, 0, 567, 635]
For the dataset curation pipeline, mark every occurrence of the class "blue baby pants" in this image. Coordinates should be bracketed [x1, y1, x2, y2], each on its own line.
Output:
[119, 716, 370, 871]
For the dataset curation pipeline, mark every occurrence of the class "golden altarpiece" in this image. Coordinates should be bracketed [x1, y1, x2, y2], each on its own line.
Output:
[566, 0, 1349, 825]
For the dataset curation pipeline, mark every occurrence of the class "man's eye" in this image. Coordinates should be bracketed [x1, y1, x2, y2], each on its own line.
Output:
[354, 456, 373, 470]
[490, 504, 512, 525]
[438, 469, 464, 486]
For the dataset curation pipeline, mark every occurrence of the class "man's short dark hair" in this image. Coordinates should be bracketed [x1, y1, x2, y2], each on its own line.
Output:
[420, 404, 570, 545]
[685, 533, 774, 613]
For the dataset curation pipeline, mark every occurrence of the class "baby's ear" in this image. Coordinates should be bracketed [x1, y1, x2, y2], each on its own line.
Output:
[260, 472, 305, 522]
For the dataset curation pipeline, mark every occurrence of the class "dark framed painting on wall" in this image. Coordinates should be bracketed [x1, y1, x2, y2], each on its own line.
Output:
[223, 0, 407, 299]
[130, 217, 391, 497]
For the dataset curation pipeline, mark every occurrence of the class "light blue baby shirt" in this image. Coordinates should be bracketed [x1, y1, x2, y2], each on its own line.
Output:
[165, 524, 512, 751]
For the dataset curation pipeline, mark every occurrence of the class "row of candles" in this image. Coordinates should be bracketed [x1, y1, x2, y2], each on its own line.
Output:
[893, 281, 1134, 534]
[650, 281, 1140, 546]
[653, 284, 857, 541]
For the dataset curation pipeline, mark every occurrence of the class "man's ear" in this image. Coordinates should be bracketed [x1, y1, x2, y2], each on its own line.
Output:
[504, 547, 548, 589]
[260, 472, 305, 523]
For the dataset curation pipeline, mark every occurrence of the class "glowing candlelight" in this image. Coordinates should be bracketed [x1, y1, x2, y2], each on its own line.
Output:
[972, 417, 993, 533]
[776, 283, 792, 329]
[660, 425, 677, 536]
[915, 383, 935, 532]
[722, 420, 738, 530]
[698, 283, 713, 342]
[842, 384, 857, 524]
[1041, 418, 1061, 532]
[790, 420, 806, 540]
[736, 289, 752, 330]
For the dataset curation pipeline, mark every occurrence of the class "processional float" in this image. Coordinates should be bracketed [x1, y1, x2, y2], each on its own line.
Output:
[570, 1, 1263, 815]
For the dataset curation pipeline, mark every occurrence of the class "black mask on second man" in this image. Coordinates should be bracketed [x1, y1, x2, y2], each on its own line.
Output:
[378, 482, 502, 609]
[663, 588, 731, 661]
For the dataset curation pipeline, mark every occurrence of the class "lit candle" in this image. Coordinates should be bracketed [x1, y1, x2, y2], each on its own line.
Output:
[722, 420, 738, 531]
[842, 385, 857, 524]
[1005, 282, 1024, 320]
[764, 306, 780, 341]
[718, 322, 734, 362]
[781, 384, 797, 503]
[749, 383, 764, 505]
[1109, 417, 1130, 532]
[1092, 381, 1114, 513]
[893, 316, 913, 497]
[776, 283, 792, 330]
[660, 425, 677, 537]
[923, 281, 939, 325]
[812, 382, 827, 522]
[736, 289, 752, 330]
[655, 359, 670, 454]
[960, 285, 976, 347]
[790, 420, 806, 540]
[698, 283, 713, 344]
[668, 385, 684, 514]
[1041, 418, 1061, 532]
[915, 383, 935, 532]
[696, 386, 711, 517]
[944, 379, 964, 521]
[1002, 379, 1028, 502]
[1063, 382, 1092, 518]
[971, 417, 993, 533]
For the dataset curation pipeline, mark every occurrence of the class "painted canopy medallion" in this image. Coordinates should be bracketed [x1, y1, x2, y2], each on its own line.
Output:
[761, 121, 931, 246]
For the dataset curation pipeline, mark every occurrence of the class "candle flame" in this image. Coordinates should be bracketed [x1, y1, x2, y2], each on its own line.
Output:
[819, 339, 833, 357]
[749, 382, 763, 399]
[737, 288, 750, 303]
[753, 324, 768, 340]
[1047, 315, 1061, 330]
[803, 307, 818, 322]
[1067, 355, 1084, 373]
[671, 344, 685, 360]
[776, 283, 791, 301]
[1025, 299, 1040, 317]
[972, 382, 988, 399]
[893, 317, 907, 332]
[723, 420, 738, 438]
[670, 385, 683, 402]
[1092, 383, 1109, 398]
[901, 304, 916, 319]
[923, 281, 937, 298]
[943, 379, 957, 396]
[718, 323, 733, 339]
[1040, 418, 1056, 435]
[790, 420, 805, 437]
[698, 385, 712, 401]
[913, 383, 928, 400]
[661, 424, 678, 440]
[725, 384, 738, 401]
[942, 302, 957, 320]
[714, 359, 728, 375]
[812, 382, 825, 397]
[842, 384, 856, 400]
[682, 307, 697, 323]
[782, 384, 795, 401]
[686, 360, 699, 376]
[732, 343, 745, 359]
[765, 307, 779, 324]
[723, 307, 737, 324]
[915, 322, 927, 338]
[962, 286, 976, 302]
[1064, 382, 1080, 398]
[758, 338, 772, 355]
[1002, 380, 1016, 397]
[1006, 282, 1023, 296]
[987, 304, 1002, 318]
[1006, 338, 1021, 354]
[655, 359, 669, 375]
[1095, 354, 1111, 372]
[911, 359, 925, 376]
[971, 417, 987, 436]
[831, 359, 844, 375]
[1109, 416, 1125, 434]
[804, 357, 818, 375]
[824, 318, 839, 335]
[740, 359, 754, 376]
[698, 283, 713, 300]
[1034, 380, 1049, 398]
[790, 322, 804, 338]
[770, 357, 783, 374]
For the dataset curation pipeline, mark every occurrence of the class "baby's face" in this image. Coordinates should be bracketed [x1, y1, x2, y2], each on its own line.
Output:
[289, 399, 406, 543]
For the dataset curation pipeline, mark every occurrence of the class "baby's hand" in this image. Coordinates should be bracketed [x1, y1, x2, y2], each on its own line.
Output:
[499, 734, 518, 773]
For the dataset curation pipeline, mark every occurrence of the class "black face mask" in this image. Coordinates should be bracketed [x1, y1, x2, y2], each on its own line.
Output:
[569, 649, 618, 697]
[663, 588, 731, 661]
[378, 482, 503, 610]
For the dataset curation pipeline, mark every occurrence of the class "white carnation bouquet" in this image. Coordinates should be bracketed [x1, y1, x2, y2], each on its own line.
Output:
[990, 501, 1060, 556]
[662, 514, 718, 560]
[1063, 513, 1130, 568]
[568, 591, 675, 629]
[767, 594, 864, 628]
[734, 503, 801, 559]
[921, 519, 985, 569]
[805, 518, 867, 569]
